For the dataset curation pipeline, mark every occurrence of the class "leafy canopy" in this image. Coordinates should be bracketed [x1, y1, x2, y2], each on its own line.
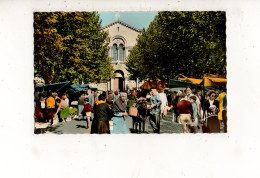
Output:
[34, 12, 113, 84]
[126, 11, 226, 81]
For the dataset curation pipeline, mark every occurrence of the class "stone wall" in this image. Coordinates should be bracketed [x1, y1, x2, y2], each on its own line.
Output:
[89, 82, 108, 91]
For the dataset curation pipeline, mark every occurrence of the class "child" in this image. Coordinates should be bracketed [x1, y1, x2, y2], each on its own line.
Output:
[81, 98, 92, 130]
[189, 96, 198, 133]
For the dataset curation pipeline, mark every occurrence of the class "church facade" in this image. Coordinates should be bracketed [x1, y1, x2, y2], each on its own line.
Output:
[90, 19, 143, 91]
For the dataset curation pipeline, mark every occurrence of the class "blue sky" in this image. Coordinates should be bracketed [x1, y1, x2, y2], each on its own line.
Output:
[98, 12, 158, 30]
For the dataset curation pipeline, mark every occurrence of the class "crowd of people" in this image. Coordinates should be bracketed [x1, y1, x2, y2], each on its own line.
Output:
[34, 92, 70, 125]
[169, 87, 227, 133]
[34, 86, 227, 134]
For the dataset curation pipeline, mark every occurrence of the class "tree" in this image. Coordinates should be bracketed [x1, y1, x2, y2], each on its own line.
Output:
[34, 12, 113, 84]
[126, 11, 226, 82]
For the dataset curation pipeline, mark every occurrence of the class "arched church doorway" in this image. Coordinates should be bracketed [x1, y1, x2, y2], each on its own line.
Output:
[113, 70, 124, 92]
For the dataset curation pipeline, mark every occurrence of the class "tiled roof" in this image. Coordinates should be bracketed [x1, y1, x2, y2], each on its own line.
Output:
[102, 19, 142, 33]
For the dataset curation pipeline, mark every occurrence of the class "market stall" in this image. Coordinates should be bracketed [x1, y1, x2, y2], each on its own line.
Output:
[139, 80, 167, 90]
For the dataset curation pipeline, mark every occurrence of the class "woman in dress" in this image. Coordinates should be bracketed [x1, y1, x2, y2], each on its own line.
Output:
[159, 89, 168, 120]
[91, 94, 113, 134]
[110, 92, 129, 134]
[203, 90, 220, 133]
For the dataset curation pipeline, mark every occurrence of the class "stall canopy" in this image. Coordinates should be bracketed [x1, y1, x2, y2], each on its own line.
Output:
[69, 84, 90, 91]
[139, 80, 167, 90]
[34, 81, 71, 92]
[168, 79, 199, 88]
[178, 78, 203, 85]
[68, 84, 97, 91]
[35, 81, 97, 93]
[178, 77, 227, 87]
[203, 77, 227, 87]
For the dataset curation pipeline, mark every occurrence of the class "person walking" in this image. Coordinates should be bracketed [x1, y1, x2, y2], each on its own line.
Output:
[34, 93, 47, 123]
[159, 89, 168, 120]
[87, 89, 94, 120]
[222, 94, 227, 133]
[113, 90, 120, 102]
[110, 92, 129, 134]
[149, 88, 162, 133]
[46, 91, 56, 125]
[78, 93, 85, 118]
[81, 98, 92, 130]
[62, 93, 69, 106]
[176, 93, 194, 133]
[203, 90, 220, 133]
[54, 98, 69, 123]
[190, 96, 198, 133]
[106, 90, 114, 108]
[94, 91, 98, 103]
[91, 94, 113, 134]
[171, 92, 179, 122]
[216, 88, 227, 129]
[184, 87, 201, 118]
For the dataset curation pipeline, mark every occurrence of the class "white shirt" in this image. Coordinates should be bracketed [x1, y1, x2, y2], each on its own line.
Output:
[209, 99, 214, 106]
[40, 100, 46, 109]
[65, 98, 69, 106]
[159, 93, 167, 106]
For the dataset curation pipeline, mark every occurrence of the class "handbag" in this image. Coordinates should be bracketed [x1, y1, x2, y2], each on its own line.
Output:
[129, 107, 138, 117]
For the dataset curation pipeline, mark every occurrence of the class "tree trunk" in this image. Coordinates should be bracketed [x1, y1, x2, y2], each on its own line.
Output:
[42, 69, 54, 84]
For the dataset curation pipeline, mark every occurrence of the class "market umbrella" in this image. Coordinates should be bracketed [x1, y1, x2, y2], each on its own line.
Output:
[139, 80, 167, 90]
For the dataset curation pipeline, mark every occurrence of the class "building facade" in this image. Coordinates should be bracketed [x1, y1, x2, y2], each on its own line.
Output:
[90, 19, 143, 91]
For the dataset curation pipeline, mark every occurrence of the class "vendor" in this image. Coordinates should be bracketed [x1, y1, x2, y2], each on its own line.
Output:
[54, 98, 69, 123]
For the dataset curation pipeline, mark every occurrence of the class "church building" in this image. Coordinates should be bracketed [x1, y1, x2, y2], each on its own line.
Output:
[90, 18, 142, 91]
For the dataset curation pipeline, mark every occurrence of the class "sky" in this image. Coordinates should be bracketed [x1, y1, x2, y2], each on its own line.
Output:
[98, 11, 158, 30]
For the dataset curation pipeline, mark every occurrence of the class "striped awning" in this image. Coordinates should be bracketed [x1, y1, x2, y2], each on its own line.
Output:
[139, 80, 166, 90]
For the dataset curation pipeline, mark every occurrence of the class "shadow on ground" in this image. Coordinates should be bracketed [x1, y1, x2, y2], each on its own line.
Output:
[76, 125, 87, 129]
[34, 124, 63, 134]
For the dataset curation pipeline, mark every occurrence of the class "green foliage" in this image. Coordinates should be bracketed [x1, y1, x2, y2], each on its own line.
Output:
[69, 107, 78, 116]
[34, 12, 113, 84]
[126, 11, 226, 81]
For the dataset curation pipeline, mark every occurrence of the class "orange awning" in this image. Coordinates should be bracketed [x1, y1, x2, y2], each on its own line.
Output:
[178, 78, 203, 85]
[203, 77, 227, 86]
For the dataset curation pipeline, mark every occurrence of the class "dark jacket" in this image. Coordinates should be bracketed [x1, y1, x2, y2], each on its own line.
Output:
[93, 103, 113, 122]
[176, 100, 193, 116]
[203, 100, 219, 119]
[91, 102, 114, 134]
[203, 100, 219, 112]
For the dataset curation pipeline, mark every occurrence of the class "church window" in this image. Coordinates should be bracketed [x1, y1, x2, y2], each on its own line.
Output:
[118, 44, 124, 61]
[112, 44, 117, 61]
